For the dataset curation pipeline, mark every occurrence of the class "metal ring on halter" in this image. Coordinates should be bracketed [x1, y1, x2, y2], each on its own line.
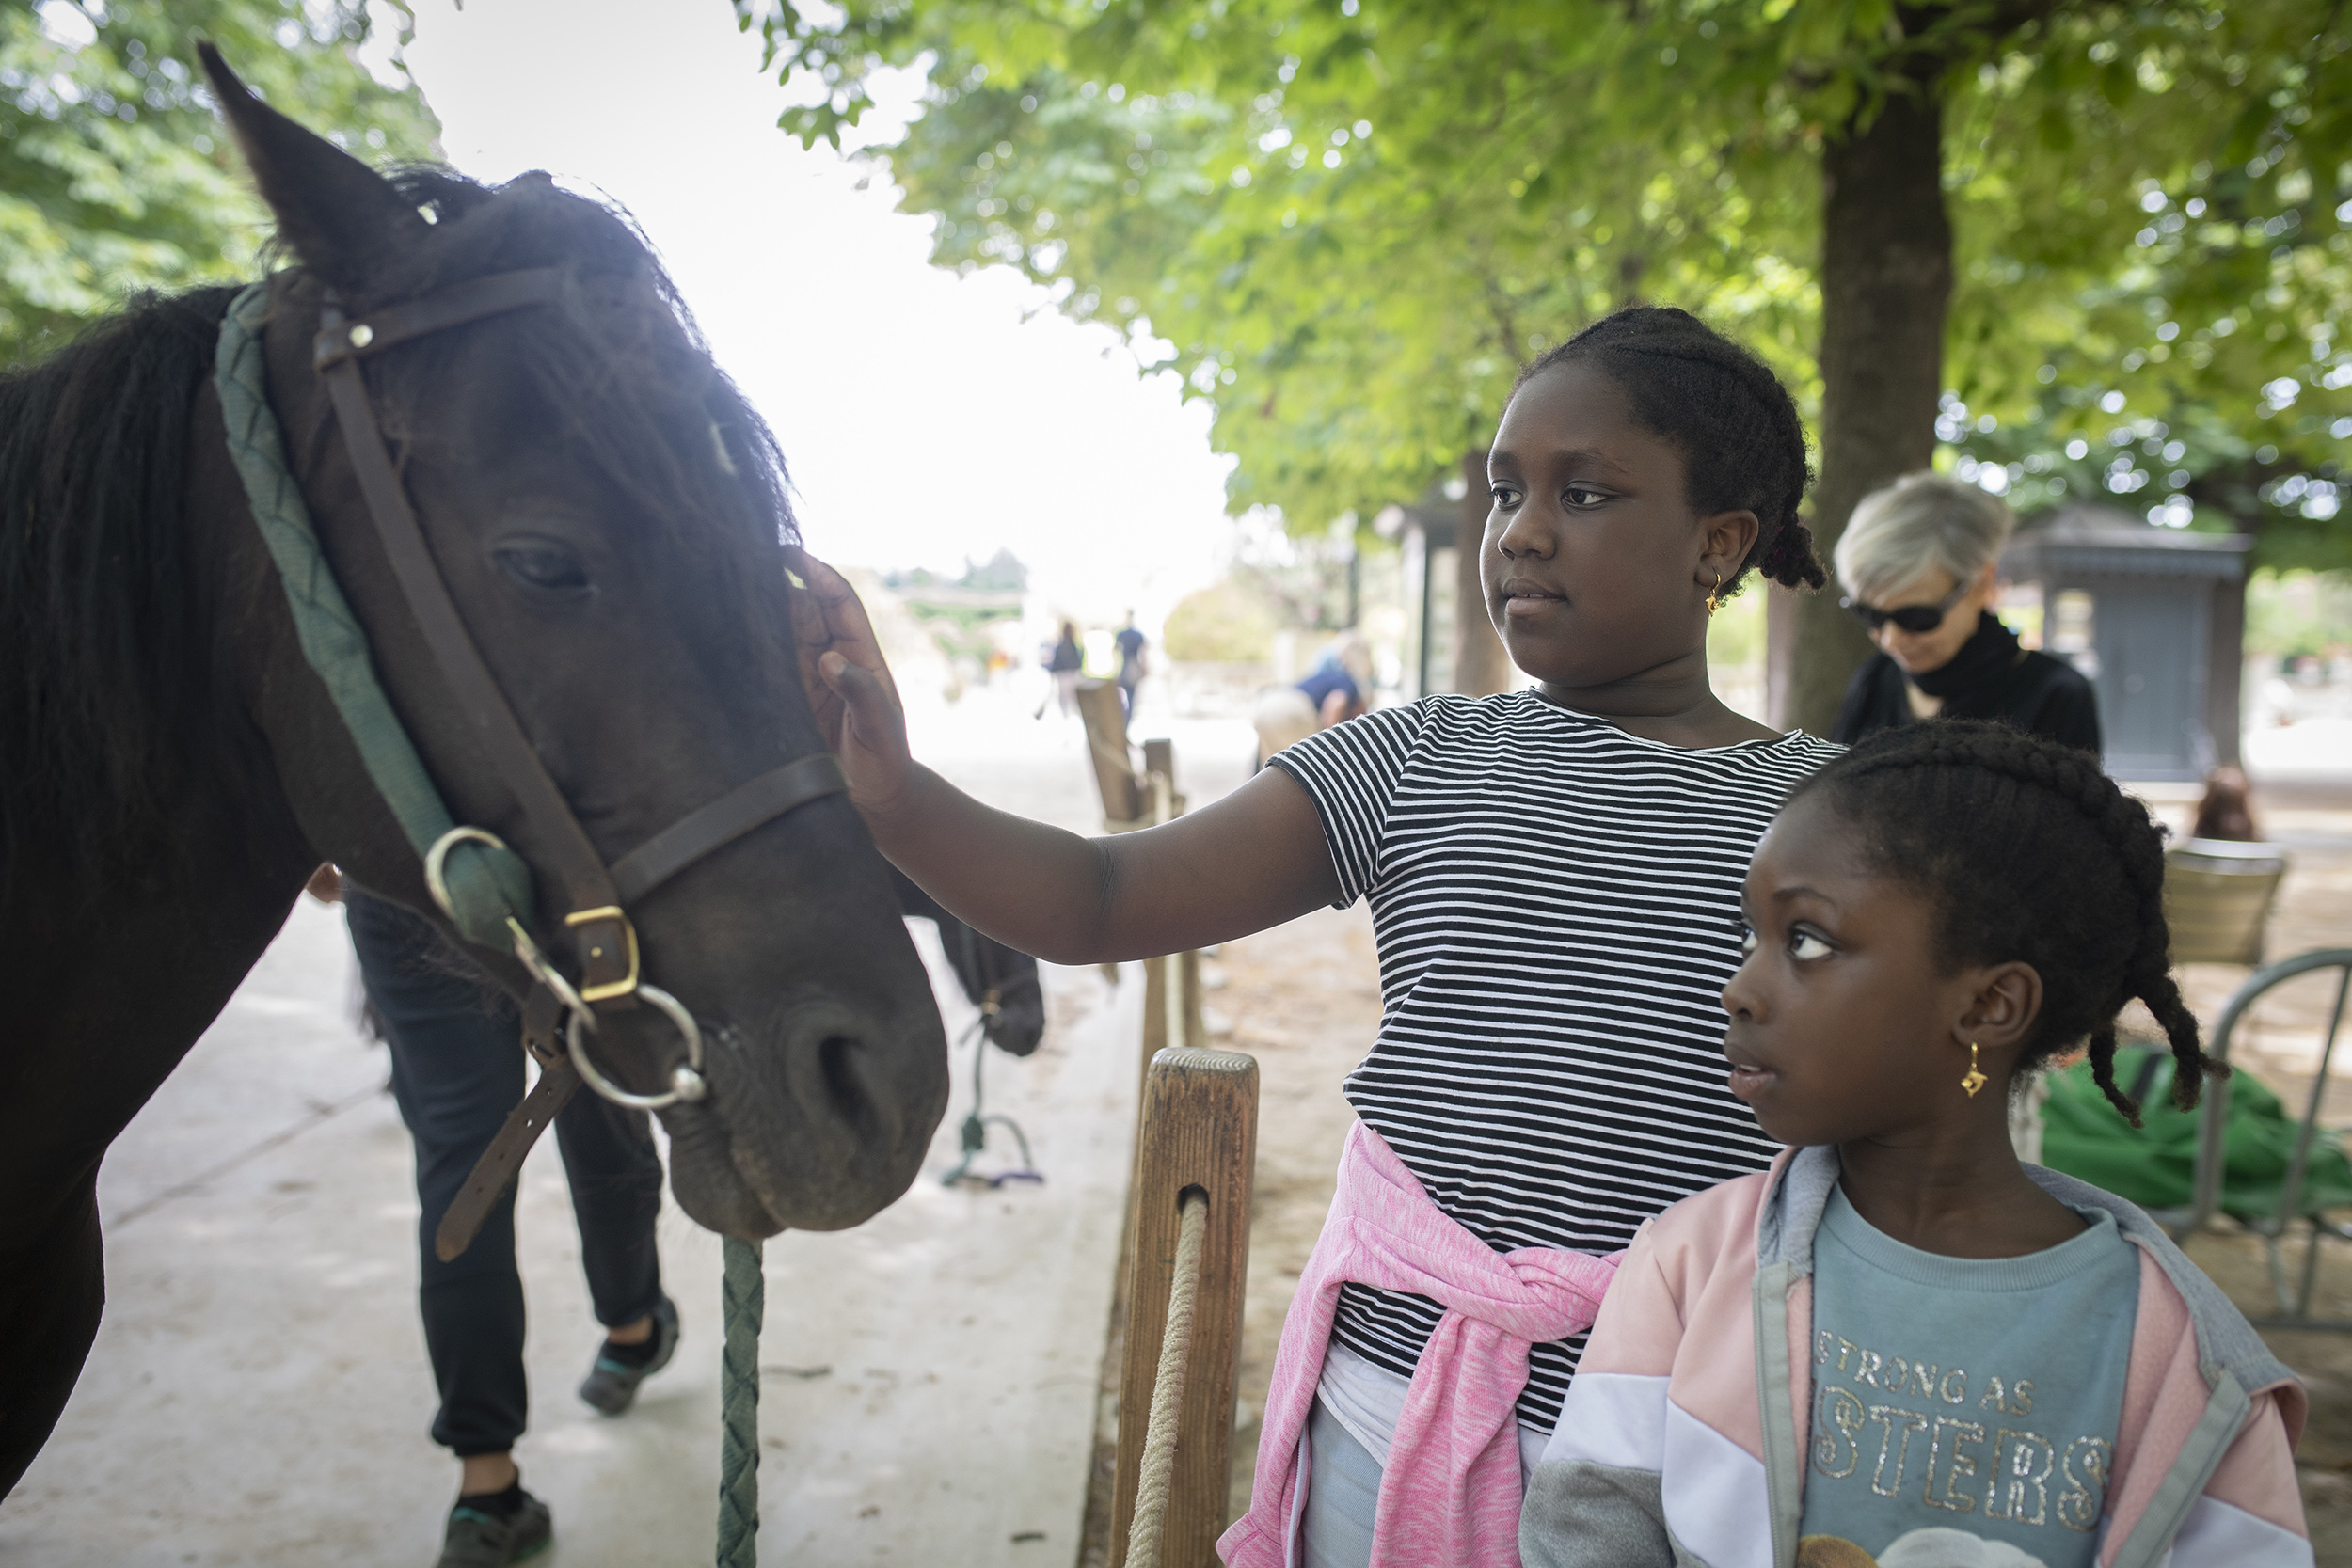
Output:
[566, 984, 709, 1110]
[423, 825, 511, 922]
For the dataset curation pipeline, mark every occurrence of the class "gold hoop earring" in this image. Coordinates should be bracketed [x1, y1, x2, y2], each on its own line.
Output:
[1961, 1041, 1988, 1099]
[1704, 568, 1724, 618]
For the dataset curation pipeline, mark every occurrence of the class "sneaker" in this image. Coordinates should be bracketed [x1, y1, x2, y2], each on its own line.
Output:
[435, 1488, 551, 1567]
[578, 1293, 679, 1416]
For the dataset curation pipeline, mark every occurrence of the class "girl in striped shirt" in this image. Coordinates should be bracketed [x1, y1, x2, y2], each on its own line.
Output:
[794, 306, 1839, 1567]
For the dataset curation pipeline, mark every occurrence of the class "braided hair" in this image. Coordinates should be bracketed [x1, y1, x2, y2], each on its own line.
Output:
[1792, 720, 2219, 1126]
[1515, 306, 1827, 598]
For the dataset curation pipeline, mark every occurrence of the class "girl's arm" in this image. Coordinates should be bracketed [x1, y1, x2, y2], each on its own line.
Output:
[790, 554, 1342, 964]
[1522, 1221, 1682, 1568]
[2162, 1388, 2310, 1566]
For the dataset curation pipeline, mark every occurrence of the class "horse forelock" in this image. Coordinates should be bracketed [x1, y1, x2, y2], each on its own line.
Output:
[360, 166, 799, 562]
[352, 167, 805, 673]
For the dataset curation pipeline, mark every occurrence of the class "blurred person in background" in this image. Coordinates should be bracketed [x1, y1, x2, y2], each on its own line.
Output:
[1830, 471, 2101, 754]
[1035, 619, 1083, 720]
[1115, 610, 1147, 720]
[2190, 765, 2263, 842]
[1251, 631, 1373, 768]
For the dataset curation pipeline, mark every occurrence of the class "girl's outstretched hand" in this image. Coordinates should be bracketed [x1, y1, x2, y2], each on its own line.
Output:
[787, 549, 912, 816]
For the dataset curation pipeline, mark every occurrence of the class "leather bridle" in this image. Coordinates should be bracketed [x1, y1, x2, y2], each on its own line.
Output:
[308, 267, 847, 1123]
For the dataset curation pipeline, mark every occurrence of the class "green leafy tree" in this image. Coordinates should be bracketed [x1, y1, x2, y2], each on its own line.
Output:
[1942, 201, 2349, 569]
[1, 0, 439, 364]
[739, 0, 2346, 728]
[1163, 577, 1280, 662]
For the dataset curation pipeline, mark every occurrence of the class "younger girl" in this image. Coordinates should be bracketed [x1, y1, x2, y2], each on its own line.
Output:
[1521, 721, 2310, 1568]
[793, 306, 1836, 1564]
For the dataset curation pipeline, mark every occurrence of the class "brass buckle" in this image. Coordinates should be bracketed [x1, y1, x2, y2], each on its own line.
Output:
[565, 905, 642, 1004]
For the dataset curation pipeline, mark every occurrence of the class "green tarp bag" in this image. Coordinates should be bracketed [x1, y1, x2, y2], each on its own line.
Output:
[2041, 1044, 2352, 1220]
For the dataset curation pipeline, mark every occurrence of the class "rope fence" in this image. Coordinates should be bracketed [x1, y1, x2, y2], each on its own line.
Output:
[1124, 1187, 1211, 1568]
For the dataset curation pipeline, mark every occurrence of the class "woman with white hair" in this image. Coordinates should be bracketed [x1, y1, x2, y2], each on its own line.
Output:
[1830, 471, 2101, 752]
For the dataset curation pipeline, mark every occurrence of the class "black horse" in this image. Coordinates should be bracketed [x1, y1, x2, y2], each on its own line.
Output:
[0, 52, 949, 1492]
[893, 867, 1044, 1057]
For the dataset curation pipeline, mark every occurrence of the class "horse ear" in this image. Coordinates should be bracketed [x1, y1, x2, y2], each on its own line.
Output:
[197, 41, 427, 292]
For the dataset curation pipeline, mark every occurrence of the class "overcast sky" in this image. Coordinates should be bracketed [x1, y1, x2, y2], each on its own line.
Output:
[384, 0, 1238, 624]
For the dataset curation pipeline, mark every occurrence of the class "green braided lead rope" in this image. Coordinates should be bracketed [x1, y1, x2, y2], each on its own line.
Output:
[718, 1238, 765, 1568]
[211, 280, 534, 949]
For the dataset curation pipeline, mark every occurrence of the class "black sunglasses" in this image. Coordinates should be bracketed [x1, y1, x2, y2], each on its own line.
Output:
[1840, 580, 1970, 635]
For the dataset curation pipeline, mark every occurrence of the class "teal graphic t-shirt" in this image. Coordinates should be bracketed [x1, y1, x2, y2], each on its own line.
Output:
[1798, 1185, 2140, 1568]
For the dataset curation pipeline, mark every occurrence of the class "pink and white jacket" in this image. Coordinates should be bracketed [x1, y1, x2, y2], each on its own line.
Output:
[1219, 1121, 1623, 1568]
[1520, 1147, 2312, 1568]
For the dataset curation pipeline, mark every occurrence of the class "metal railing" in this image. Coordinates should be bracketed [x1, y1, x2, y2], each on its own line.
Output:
[2163, 948, 2352, 1331]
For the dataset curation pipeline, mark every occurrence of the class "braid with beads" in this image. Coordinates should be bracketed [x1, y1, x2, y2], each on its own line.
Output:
[1515, 306, 1827, 599]
[1791, 720, 2219, 1126]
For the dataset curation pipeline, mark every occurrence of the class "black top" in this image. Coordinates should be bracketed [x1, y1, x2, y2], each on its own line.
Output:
[1832, 610, 2102, 755]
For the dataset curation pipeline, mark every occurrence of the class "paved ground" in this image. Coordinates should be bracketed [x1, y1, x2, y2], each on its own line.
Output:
[0, 684, 1251, 1567]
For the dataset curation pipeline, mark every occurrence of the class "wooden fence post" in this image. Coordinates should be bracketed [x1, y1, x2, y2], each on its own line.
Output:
[1111, 1048, 1259, 1567]
[1077, 679, 1144, 827]
[1142, 953, 1169, 1060]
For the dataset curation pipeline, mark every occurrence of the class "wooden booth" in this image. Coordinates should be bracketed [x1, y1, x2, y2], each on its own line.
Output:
[1999, 504, 2253, 781]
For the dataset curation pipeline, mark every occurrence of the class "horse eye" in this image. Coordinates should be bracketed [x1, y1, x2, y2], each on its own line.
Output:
[493, 545, 590, 593]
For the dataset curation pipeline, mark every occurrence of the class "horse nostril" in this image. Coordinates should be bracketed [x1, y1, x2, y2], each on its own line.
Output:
[770, 1004, 917, 1164]
[817, 1034, 867, 1130]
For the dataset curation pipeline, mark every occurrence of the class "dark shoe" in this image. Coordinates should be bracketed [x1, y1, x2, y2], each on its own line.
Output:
[578, 1293, 679, 1416]
[436, 1488, 550, 1567]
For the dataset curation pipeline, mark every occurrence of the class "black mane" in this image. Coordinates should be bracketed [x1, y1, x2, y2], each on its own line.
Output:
[0, 284, 244, 888]
[0, 166, 800, 896]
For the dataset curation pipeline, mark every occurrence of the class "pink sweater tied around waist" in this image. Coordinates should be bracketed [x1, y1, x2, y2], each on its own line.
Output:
[1217, 1121, 1624, 1568]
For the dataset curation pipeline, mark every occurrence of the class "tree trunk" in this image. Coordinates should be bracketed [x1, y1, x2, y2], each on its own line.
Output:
[1774, 85, 1954, 736]
[1454, 448, 1515, 696]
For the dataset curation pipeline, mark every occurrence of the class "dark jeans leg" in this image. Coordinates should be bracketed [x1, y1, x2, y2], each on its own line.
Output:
[552, 1089, 664, 1328]
[346, 891, 528, 1459]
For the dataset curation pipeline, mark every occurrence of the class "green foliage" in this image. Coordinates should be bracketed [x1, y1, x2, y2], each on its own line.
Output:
[1936, 13, 2350, 571]
[1944, 372, 2345, 570]
[882, 546, 1030, 593]
[1706, 585, 1768, 673]
[2245, 568, 2352, 658]
[733, 0, 2346, 568]
[1162, 576, 1279, 662]
[1, 0, 439, 365]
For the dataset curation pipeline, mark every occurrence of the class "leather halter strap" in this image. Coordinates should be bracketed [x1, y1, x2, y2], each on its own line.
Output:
[312, 268, 570, 370]
[612, 752, 847, 907]
[310, 268, 847, 1008]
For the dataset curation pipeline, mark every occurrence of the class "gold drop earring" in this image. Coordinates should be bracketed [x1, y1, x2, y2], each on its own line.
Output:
[1704, 567, 1724, 618]
[1961, 1042, 1988, 1099]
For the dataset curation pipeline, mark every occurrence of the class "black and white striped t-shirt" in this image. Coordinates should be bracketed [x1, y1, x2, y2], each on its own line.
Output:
[1271, 690, 1842, 1430]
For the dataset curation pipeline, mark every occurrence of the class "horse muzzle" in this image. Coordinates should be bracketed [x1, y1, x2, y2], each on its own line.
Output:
[660, 995, 948, 1238]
